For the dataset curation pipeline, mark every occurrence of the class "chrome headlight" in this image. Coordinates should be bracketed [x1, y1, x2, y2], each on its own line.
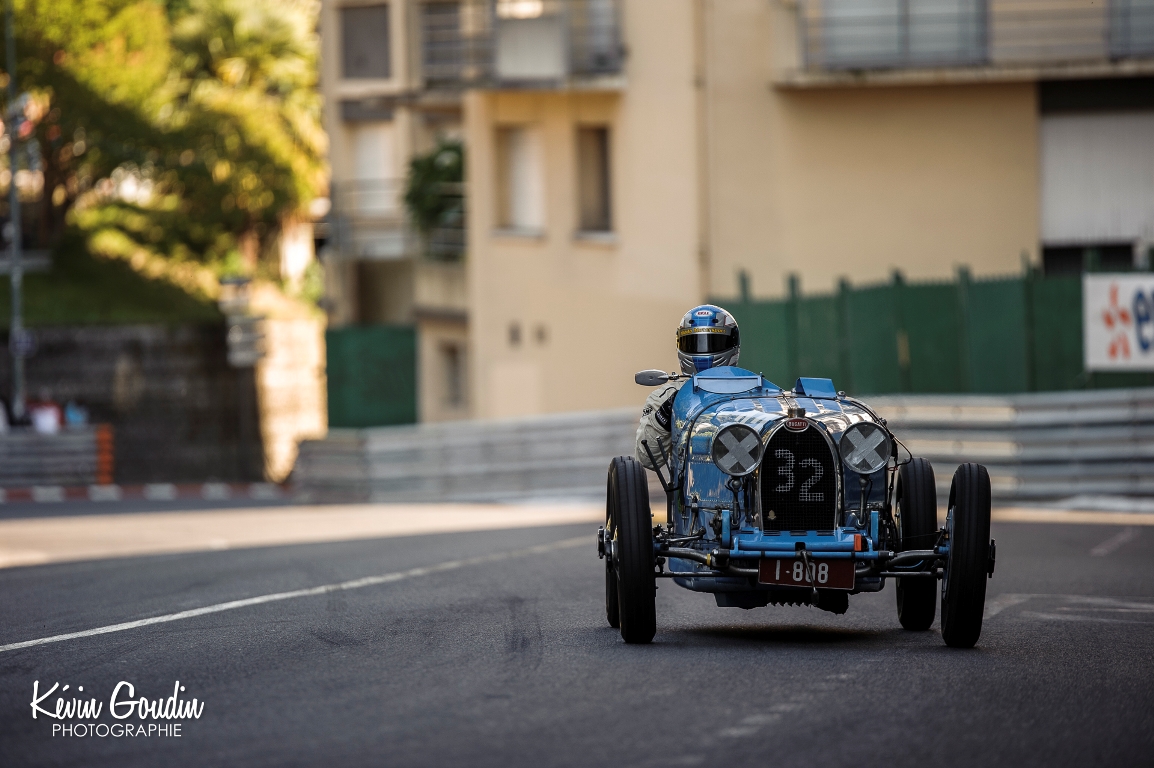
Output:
[711, 423, 763, 477]
[840, 421, 892, 475]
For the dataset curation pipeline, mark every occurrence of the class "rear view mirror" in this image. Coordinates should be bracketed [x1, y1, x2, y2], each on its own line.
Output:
[635, 369, 670, 387]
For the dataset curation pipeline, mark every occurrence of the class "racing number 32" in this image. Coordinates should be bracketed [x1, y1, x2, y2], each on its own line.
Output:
[773, 449, 824, 501]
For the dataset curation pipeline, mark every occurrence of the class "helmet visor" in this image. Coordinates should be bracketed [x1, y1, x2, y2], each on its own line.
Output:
[677, 328, 739, 355]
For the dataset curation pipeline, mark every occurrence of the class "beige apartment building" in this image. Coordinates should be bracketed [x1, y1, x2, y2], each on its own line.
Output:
[320, 0, 1154, 421]
[319, 0, 471, 423]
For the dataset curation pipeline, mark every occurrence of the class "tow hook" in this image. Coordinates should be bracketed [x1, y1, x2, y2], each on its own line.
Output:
[987, 539, 996, 577]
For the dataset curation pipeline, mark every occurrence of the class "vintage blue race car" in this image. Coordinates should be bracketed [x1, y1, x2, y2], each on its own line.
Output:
[598, 366, 996, 648]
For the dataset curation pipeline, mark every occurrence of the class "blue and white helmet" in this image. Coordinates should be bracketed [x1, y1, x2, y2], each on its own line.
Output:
[677, 304, 740, 375]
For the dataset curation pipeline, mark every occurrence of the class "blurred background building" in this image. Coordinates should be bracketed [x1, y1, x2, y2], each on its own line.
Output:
[318, 0, 470, 426]
[3, 0, 1153, 489]
[299, 0, 1154, 503]
[437, 0, 1153, 417]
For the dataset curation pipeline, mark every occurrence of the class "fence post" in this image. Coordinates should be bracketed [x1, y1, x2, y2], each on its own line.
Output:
[892, 269, 911, 392]
[837, 277, 853, 393]
[1022, 254, 1037, 392]
[786, 273, 800, 384]
[956, 265, 972, 392]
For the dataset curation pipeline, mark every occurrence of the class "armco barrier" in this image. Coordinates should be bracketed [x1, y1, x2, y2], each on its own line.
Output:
[294, 409, 641, 503]
[0, 427, 100, 487]
[293, 388, 1154, 503]
[871, 387, 1154, 499]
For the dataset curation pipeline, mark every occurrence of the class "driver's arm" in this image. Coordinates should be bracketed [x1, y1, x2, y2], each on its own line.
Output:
[635, 382, 680, 469]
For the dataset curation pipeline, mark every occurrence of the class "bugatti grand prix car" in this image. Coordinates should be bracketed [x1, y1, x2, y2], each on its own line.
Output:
[597, 366, 996, 648]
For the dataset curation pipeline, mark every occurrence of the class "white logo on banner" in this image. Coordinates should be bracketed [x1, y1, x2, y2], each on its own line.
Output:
[1083, 274, 1154, 371]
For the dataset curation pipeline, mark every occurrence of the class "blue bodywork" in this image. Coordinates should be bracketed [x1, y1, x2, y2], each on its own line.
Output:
[660, 366, 890, 596]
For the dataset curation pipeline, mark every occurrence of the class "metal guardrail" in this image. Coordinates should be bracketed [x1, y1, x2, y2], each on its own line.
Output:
[798, 0, 1154, 72]
[328, 179, 464, 262]
[872, 387, 1154, 499]
[295, 409, 639, 502]
[0, 427, 101, 487]
[294, 388, 1154, 503]
[420, 0, 623, 88]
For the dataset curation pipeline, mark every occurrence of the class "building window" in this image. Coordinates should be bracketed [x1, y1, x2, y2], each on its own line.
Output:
[495, 127, 545, 232]
[341, 4, 391, 79]
[576, 126, 611, 232]
[441, 342, 465, 407]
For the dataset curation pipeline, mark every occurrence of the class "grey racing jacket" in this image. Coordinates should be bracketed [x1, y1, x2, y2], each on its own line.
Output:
[634, 381, 683, 470]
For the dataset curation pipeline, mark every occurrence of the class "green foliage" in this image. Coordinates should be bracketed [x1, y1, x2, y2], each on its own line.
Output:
[404, 140, 464, 235]
[4, 0, 324, 274]
[0, 230, 221, 327]
[295, 259, 325, 305]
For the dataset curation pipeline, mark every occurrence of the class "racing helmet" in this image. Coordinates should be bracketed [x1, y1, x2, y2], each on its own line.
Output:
[677, 305, 740, 375]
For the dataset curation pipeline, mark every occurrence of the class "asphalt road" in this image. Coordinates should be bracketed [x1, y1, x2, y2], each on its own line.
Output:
[1, 513, 1152, 767]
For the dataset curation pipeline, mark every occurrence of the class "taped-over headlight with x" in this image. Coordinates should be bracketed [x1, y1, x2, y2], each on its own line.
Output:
[839, 421, 892, 475]
[711, 423, 763, 477]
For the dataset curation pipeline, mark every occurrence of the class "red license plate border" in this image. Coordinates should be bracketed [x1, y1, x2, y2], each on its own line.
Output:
[757, 557, 855, 590]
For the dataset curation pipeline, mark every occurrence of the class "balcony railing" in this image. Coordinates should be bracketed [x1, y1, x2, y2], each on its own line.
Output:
[329, 179, 465, 262]
[420, 0, 623, 88]
[797, 0, 1154, 73]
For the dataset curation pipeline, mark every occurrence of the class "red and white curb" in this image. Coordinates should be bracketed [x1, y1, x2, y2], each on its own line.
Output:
[0, 483, 288, 504]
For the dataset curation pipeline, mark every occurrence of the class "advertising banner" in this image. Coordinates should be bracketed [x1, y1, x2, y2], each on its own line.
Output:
[1083, 273, 1154, 371]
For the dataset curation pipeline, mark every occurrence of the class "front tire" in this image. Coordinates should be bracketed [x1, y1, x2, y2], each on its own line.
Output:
[896, 458, 938, 631]
[940, 463, 992, 648]
[608, 456, 656, 644]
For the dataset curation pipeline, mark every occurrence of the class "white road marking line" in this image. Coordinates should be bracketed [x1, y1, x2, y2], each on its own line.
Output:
[0, 536, 587, 655]
[1089, 527, 1140, 557]
[1056, 596, 1154, 612]
[1020, 611, 1154, 625]
[984, 593, 1035, 619]
[983, 593, 1154, 620]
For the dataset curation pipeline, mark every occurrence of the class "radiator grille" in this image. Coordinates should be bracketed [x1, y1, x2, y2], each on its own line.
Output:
[760, 425, 837, 532]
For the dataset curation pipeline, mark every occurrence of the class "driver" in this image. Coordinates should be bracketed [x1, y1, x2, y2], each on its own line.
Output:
[635, 305, 741, 469]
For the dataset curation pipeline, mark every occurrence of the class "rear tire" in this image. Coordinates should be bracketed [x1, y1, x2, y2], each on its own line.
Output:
[896, 458, 938, 631]
[608, 456, 656, 644]
[940, 463, 992, 648]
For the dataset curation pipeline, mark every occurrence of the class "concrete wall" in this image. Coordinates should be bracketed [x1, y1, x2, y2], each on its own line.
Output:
[256, 318, 327, 482]
[0, 325, 264, 483]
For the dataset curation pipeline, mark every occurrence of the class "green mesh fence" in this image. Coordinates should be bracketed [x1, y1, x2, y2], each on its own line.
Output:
[326, 325, 418, 428]
[719, 271, 1153, 395]
[964, 276, 1029, 392]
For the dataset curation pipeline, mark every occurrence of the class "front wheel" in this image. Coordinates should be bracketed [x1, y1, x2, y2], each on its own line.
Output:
[607, 456, 655, 644]
[940, 463, 992, 648]
[896, 458, 938, 631]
